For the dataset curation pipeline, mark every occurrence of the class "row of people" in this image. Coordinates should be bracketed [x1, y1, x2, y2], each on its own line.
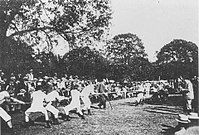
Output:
[0, 77, 107, 132]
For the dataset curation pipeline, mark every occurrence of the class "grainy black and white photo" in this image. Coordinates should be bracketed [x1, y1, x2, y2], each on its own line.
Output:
[0, 0, 198, 135]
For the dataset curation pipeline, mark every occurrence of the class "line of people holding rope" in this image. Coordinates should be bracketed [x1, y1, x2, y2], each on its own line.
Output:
[0, 69, 113, 132]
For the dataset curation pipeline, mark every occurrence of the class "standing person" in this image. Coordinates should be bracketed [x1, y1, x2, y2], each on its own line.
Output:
[6, 80, 16, 97]
[24, 84, 51, 128]
[0, 90, 25, 131]
[134, 83, 145, 106]
[62, 82, 85, 121]
[0, 70, 4, 82]
[144, 82, 151, 98]
[95, 78, 107, 109]
[179, 76, 194, 114]
[81, 81, 95, 115]
[26, 69, 34, 81]
[5, 80, 17, 112]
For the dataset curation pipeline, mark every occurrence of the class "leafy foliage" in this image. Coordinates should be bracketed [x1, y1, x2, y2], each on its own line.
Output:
[129, 57, 154, 81]
[106, 33, 147, 65]
[0, 0, 112, 68]
[106, 33, 150, 81]
[1, 39, 35, 74]
[156, 39, 198, 79]
[63, 46, 109, 79]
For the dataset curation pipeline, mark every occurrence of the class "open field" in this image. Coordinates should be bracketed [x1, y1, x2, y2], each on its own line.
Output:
[1, 98, 184, 135]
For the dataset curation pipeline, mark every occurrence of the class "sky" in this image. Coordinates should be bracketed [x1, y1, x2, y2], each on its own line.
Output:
[110, 0, 198, 62]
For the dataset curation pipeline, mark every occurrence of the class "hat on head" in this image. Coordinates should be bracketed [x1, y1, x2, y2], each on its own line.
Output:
[20, 89, 26, 93]
[188, 113, 199, 120]
[38, 78, 43, 82]
[44, 76, 49, 80]
[23, 76, 28, 80]
[176, 114, 190, 123]
[10, 76, 16, 80]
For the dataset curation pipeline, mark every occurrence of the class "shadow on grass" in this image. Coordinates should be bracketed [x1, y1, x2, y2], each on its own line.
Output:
[118, 102, 138, 106]
[143, 105, 183, 115]
[91, 105, 100, 109]
[143, 107, 180, 115]
[161, 124, 177, 135]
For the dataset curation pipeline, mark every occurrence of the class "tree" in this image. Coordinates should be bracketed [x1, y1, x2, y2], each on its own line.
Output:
[35, 51, 59, 76]
[129, 57, 154, 81]
[156, 39, 198, 79]
[2, 39, 35, 74]
[0, 0, 112, 68]
[63, 46, 108, 79]
[106, 33, 148, 81]
[106, 33, 147, 65]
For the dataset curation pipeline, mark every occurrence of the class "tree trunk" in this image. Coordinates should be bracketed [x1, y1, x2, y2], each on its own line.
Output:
[0, 29, 7, 69]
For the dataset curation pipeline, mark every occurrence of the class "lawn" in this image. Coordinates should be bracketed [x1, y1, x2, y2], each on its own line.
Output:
[1, 98, 183, 135]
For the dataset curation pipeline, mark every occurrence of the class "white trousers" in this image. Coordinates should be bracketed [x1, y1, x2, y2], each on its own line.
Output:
[186, 99, 192, 110]
[45, 103, 59, 118]
[25, 106, 49, 122]
[63, 102, 83, 115]
[81, 96, 91, 110]
[135, 93, 144, 103]
[0, 107, 11, 122]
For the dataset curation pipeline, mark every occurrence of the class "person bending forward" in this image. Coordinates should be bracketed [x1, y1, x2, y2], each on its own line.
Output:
[62, 84, 84, 121]
[24, 85, 51, 128]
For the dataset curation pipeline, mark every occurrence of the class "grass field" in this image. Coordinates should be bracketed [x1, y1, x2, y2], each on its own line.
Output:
[1, 98, 183, 135]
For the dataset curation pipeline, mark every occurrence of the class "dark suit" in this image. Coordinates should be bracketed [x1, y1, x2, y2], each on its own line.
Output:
[96, 83, 107, 109]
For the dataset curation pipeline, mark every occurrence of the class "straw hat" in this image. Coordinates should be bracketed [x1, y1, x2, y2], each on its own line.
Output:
[188, 113, 199, 120]
[20, 89, 26, 93]
[38, 78, 43, 82]
[33, 78, 38, 81]
[23, 76, 28, 80]
[44, 76, 49, 80]
[176, 114, 190, 123]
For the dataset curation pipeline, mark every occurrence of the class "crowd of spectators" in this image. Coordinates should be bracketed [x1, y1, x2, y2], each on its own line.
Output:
[0, 69, 178, 113]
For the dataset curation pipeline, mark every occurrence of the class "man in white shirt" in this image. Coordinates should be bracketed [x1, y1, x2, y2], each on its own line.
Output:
[45, 87, 69, 124]
[135, 83, 145, 106]
[144, 82, 151, 98]
[62, 83, 85, 121]
[179, 76, 194, 114]
[81, 81, 95, 115]
[0, 91, 25, 130]
[24, 85, 51, 128]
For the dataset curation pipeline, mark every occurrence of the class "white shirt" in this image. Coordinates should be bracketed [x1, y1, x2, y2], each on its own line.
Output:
[81, 84, 94, 97]
[45, 90, 66, 103]
[70, 89, 81, 105]
[115, 87, 122, 95]
[0, 91, 10, 105]
[30, 90, 46, 108]
[60, 81, 66, 89]
[27, 73, 34, 81]
[185, 79, 194, 99]
[145, 83, 151, 91]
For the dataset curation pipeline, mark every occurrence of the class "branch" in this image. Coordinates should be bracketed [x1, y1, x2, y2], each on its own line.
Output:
[38, 0, 53, 22]
[42, 30, 53, 51]
[6, 26, 54, 38]
[10, 22, 20, 32]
